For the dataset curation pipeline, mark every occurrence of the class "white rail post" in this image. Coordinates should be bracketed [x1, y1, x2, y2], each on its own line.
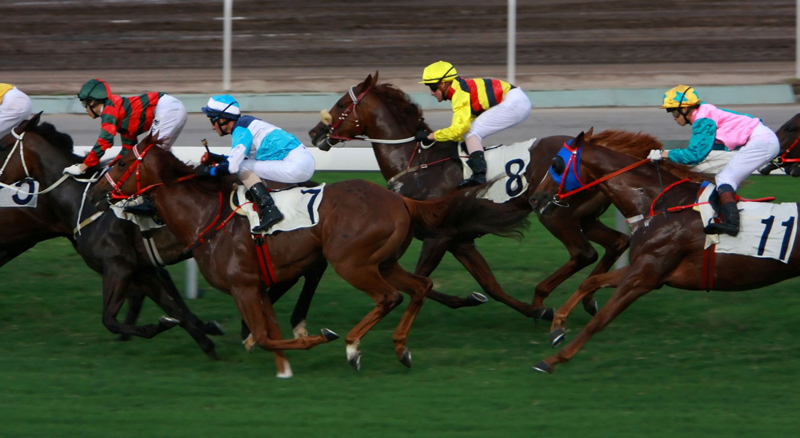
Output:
[507, 0, 516, 85]
[185, 258, 199, 299]
[223, 0, 233, 91]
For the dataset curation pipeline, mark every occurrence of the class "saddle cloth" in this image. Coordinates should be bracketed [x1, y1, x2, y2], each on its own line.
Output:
[0, 178, 39, 208]
[111, 197, 166, 231]
[460, 138, 535, 204]
[231, 183, 325, 235]
[697, 184, 798, 263]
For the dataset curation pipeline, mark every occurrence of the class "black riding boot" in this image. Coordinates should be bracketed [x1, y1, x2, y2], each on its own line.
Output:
[703, 184, 740, 237]
[249, 182, 284, 233]
[458, 151, 487, 188]
[123, 195, 158, 216]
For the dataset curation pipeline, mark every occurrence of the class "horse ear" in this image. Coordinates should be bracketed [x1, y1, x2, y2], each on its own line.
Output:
[363, 72, 373, 87]
[373, 70, 379, 84]
[584, 127, 594, 141]
[21, 111, 43, 132]
[575, 131, 585, 146]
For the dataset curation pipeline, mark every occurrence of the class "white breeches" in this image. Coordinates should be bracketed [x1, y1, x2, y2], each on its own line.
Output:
[150, 94, 187, 150]
[237, 145, 316, 183]
[716, 122, 780, 190]
[466, 87, 532, 142]
[0, 87, 32, 138]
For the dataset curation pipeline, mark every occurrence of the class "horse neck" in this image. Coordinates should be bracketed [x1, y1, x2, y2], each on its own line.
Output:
[586, 148, 695, 219]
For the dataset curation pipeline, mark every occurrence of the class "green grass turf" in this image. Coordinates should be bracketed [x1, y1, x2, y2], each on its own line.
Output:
[2, 172, 800, 437]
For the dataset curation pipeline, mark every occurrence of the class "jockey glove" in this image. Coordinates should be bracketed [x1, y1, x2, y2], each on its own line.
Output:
[196, 162, 232, 177]
[414, 130, 429, 142]
[647, 149, 664, 161]
[202, 151, 228, 165]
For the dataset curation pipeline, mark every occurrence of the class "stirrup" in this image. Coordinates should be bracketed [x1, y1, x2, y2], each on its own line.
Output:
[252, 209, 284, 233]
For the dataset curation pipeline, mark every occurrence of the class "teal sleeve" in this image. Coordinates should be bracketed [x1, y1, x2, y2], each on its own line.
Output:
[667, 118, 717, 165]
[231, 126, 253, 157]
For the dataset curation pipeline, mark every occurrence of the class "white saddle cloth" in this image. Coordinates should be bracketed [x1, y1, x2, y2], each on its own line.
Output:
[231, 183, 325, 235]
[697, 184, 798, 263]
[460, 138, 535, 204]
[111, 197, 166, 231]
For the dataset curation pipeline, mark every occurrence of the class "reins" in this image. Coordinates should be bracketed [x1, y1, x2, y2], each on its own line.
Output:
[0, 129, 72, 195]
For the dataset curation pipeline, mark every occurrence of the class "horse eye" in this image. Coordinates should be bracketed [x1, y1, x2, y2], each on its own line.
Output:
[551, 156, 566, 176]
[336, 102, 344, 110]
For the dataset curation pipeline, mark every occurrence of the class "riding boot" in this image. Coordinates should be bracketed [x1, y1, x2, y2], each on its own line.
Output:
[123, 195, 158, 216]
[457, 151, 487, 188]
[249, 182, 284, 233]
[703, 185, 740, 237]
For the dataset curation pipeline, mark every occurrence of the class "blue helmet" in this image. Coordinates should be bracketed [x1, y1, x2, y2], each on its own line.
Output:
[201, 95, 241, 120]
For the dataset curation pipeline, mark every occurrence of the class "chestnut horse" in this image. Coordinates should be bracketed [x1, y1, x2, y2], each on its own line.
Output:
[308, 72, 631, 320]
[0, 115, 325, 374]
[528, 130, 800, 373]
[89, 135, 529, 371]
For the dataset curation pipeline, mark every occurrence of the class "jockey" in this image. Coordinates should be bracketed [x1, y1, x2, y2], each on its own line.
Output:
[0, 84, 32, 138]
[649, 85, 780, 237]
[418, 61, 532, 188]
[199, 95, 316, 233]
[64, 78, 188, 176]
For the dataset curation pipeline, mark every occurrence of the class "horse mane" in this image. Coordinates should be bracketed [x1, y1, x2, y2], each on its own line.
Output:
[592, 129, 715, 184]
[373, 83, 430, 132]
[147, 146, 230, 192]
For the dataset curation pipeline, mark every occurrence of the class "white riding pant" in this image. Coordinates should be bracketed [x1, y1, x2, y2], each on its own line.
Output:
[150, 94, 187, 150]
[0, 87, 32, 138]
[466, 87, 532, 144]
[716, 122, 780, 191]
[238, 145, 316, 184]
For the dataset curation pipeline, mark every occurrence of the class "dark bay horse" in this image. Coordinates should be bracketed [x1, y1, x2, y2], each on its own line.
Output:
[0, 115, 325, 375]
[760, 113, 800, 176]
[529, 130, 800, 373]
[89, 135, 529, 371]
[308, 72, 631, 320]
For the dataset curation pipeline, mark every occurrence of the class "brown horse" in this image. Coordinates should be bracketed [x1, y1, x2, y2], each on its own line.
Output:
[89, 134, 529, 371]
[760, 113, 800, 176]
[528, 130, 800, 373]
[308, 72, 631, 320]
[0, 115, 327, 376]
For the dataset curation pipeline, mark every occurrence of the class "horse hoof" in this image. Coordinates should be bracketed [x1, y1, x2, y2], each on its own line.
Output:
[583, 299, 599, 316]
[242, 334, 256, 353]
[532, 307, 555, 322]
[348, 353, 362, 371]
[468, 292, 488, 305]
[550, 328, 566, 347]
[206, 320, 225, 336]
[159, 316, 180, 328]
[400, 349, 412, 368]
[321, 328, 339, 341]
[532, 361, 553, 374]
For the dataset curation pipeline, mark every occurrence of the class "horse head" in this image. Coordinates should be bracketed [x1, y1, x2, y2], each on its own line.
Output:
[769, 113, 800, 177]
[308, 71, 380, 151]
[529, 130, 592, 217]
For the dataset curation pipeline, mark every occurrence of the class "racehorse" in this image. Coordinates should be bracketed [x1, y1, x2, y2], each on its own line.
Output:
[0, 115, 326, 376]
[528, 130, 800, 373]
[759, 113, 800, 176]
[308, 72, 631, 320]
[89, 134, 529, 370]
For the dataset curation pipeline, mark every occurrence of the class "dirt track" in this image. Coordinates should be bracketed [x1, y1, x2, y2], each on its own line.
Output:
[0, 0, 795, 94]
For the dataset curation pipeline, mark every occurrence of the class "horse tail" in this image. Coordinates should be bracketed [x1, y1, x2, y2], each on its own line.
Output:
[401, 185, 530, 239]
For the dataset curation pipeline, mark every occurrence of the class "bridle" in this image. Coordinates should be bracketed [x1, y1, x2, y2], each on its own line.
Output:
[324, 83, 374, 143]
[102, 143, 194, 202]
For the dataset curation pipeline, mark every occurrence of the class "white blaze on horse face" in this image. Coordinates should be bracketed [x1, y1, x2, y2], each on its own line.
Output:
[320, 110, 332, 126]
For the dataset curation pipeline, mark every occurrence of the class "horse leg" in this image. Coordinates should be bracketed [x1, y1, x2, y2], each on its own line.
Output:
[100, 267, 178, 340]
[383, 262, 432, 368]
[334, 263, 404, 371]
[154, 267, 225, 337]
[448, 239, 539, 318]
[118, 292, 145, 342]
[415, 237, 487, 308]
[549, 267, 629, 347]
[533, 219, 600, 320]
[287, 258, 327, 338]
[135, 269, 219, 359]
[580, 218, 631, 315]
[534, 272, 657, 374]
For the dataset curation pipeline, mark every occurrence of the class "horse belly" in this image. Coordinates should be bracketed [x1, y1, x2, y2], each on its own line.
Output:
[668, 253, 800, 291]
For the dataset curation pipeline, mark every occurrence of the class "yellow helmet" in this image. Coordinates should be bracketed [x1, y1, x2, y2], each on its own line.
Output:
[662, 85, 700, 109]
[420, 61, 458, 84]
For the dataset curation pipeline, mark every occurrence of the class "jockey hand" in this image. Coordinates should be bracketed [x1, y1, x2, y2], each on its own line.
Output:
[648, 149, 664, 162]
[195, 165, 213, 177]
[414, 130, 429, 142]
[63, 163, 88, 176]
[201, 151, 228, 165]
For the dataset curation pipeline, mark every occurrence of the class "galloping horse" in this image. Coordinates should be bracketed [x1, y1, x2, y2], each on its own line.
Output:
[760, 113, 800, 176]
[89, 134, 529, 371]
[529, 130, 800, 373]
[0, 115, 325, 374]
[308, 72, 631, 320]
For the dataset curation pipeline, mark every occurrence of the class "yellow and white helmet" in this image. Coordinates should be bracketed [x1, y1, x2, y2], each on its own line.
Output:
[420, 61, 458, 84]
[662, 85, 700, 109]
